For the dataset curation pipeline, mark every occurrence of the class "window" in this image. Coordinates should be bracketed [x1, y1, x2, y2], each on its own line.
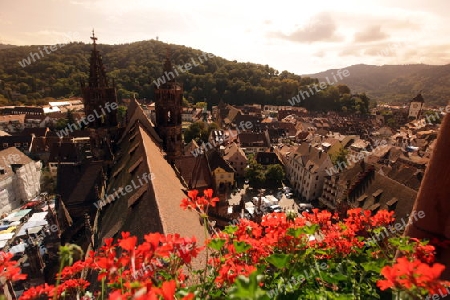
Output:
[2, 143, 7, 148]
[14, 143, 21, 147]
[316, 175, 319, 180]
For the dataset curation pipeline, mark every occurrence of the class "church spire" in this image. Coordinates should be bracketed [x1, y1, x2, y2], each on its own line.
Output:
[81, 31, 118, 129]
[163, 46, 174, 82]
[91, 29, 97, 51]
[88, 30, 108, 88]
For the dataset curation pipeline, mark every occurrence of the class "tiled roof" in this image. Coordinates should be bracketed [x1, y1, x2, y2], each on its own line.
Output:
[206, 149, 234, 173]
[294, 143, 330, 173]
[337, 163, 417, 222]
[174, 155, 212, 189]
[238, 131, 270, 147]
[255, 151, 281, 165]
[184, 140, 199, 156]
[48, 142, 82, 163]
[223, 142, 247, 161]
[0, 147, 34, 181]
[97, 99, 205, 269]
[57, 162, 103, 219]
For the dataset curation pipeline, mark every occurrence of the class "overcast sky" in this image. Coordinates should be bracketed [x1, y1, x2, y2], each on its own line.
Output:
[1, 0, 449, 74]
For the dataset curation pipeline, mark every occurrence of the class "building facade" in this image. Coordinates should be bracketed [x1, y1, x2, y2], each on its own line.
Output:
[282, 143, 333, 202]
[0, 147, 41, 215]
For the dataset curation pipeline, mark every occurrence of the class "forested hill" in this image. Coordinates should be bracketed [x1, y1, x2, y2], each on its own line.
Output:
[0, 40, 371, 114]
[305, 64, 450, 106]
[0, 44, 17, 50]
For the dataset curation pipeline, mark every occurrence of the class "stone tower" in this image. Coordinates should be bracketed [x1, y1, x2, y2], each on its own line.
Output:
[81, 31, 118, 128]
[408, 93, 424, 120]
[154, 50, 183, 162]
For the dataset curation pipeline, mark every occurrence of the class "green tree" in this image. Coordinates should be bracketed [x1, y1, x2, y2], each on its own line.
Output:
[66, 109, 76, 125]
[245, 164, 265, 188]
[332, 147, 349, 165]
[336, 84, 351, 95]
[40, 167, 56, 194]
[117, 105, 127, 125]
[182, 98, 191, 107]
[183, 121, 220, 144]
[265, 164, 285, 187]
[55, 118, 68, 130]
[195, 101, 208, 109]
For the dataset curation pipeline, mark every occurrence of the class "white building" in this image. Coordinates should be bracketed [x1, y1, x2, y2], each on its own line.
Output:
[0, 147, 42, 215]
[282, 143, 333, 202]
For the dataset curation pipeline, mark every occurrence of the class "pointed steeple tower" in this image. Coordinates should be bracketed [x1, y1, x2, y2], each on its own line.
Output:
[81, 31, 118, 128]
[154, 47, 183, 162]
[162, 47, 175, 82]
[88, 30, 108, 88]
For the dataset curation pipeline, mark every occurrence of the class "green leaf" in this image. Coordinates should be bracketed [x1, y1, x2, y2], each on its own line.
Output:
[266, 253, 291, 269]
[208, 238, 226, 251]
[287, 227, 303, 238]
[321, 272, 348, 284]
[233, 241, 252, 254]
[302, 224, 319, 235]
[223, 225, 239, 235]
[228, 272, 270, 300]
[361, 260, 385, 273]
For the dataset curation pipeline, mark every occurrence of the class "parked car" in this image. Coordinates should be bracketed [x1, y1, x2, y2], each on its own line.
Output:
[298, 203, 313, 213]
[267, 205, 283, 213]
[282, 186, 291, 193]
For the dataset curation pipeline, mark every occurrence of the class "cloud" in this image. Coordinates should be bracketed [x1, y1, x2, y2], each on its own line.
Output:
[339, 46, 365, 57]
[354, 26, 389, 42]
[314, 50, 326, 58]
[363, 42, 405, 57]
[268, 12, 342, 43]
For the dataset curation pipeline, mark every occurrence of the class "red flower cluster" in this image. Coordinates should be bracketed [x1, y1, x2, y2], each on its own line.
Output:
[180, 189, 219, 212]
[0, 189, 446, 299]
[0, 252, 27, 282]
[19, 231, 201, 299]
[378, 257, 449, 294]
[206, 208, 397, 286]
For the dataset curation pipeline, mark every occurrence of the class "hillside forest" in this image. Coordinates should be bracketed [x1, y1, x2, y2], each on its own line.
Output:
[0, 40, 371, 114]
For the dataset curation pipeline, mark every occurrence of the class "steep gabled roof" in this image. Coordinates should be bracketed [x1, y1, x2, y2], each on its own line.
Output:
[174, 155, 213, 189]
[206, 149, 234, 173]
[223, 142, 247, 161]
[238, 131, 270, 147]
[97, 99, 205, 265]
